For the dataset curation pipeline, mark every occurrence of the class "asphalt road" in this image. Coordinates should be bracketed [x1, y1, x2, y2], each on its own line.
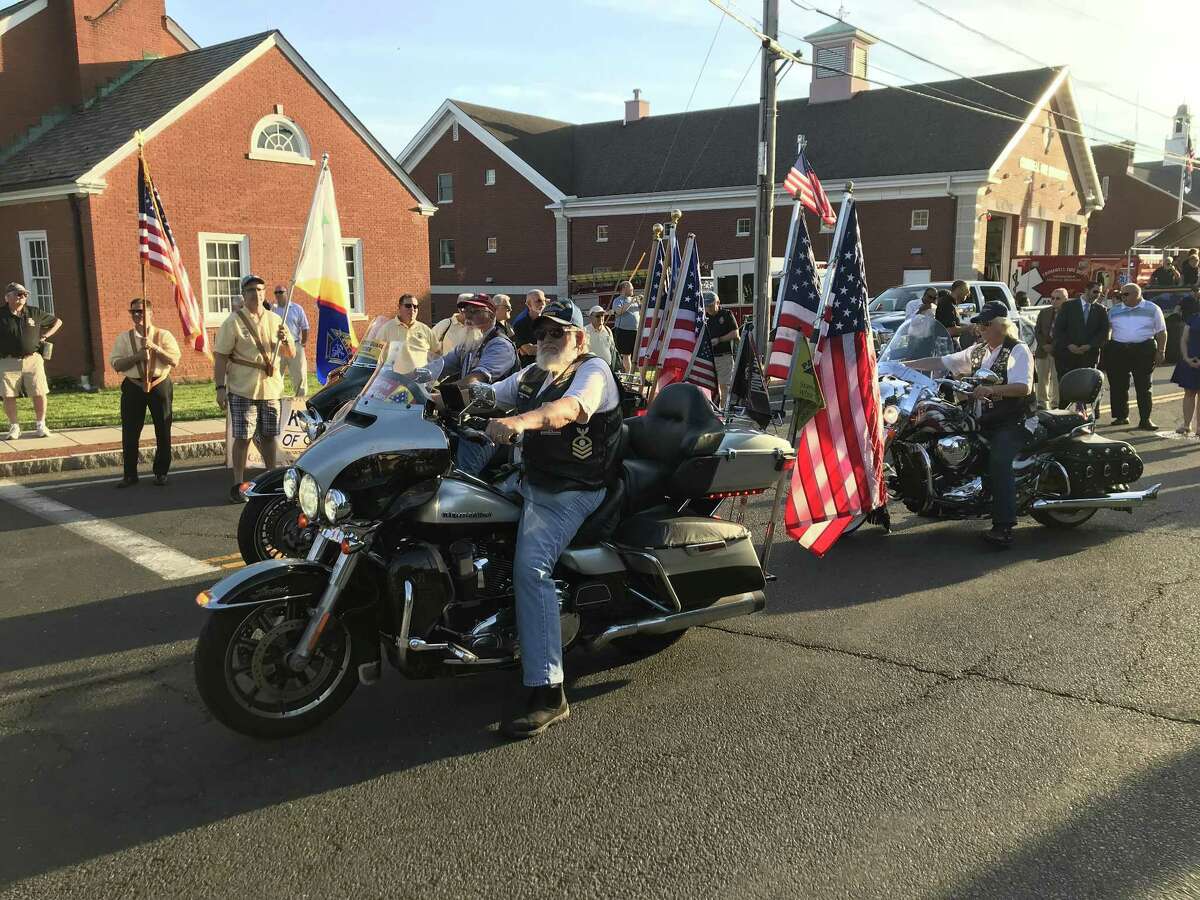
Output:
[2, 393, 1200, 899]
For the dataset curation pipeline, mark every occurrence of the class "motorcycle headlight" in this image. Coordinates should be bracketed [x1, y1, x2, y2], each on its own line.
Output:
[322, 488, 352, 524]
[298, 473, 321, 519]
[882, 404, 901, 425]
[283, 467, 300, 500]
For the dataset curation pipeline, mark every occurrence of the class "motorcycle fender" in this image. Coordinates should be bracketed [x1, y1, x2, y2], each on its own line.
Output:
[242, 466, 288, 498]
[196, 559, 332, 611]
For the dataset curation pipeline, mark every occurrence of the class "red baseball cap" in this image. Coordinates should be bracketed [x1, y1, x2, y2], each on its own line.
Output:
[457, 293, 495, 313]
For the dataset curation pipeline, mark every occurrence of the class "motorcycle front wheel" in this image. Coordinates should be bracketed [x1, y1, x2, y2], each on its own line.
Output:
[194, 599, 358, 738]
[237, 494, 316, 564]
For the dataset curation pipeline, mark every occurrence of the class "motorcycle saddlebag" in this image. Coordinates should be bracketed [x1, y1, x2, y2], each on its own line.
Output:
[1050, 431, 1143, 494]
[614, 512, 765, 609]
[668, 429, 794, 498]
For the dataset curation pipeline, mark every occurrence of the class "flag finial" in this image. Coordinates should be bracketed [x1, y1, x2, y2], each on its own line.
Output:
[134, 130, 144, 148]
[652, 223, 664, 238]
[669, 209, 682, 225]
[321, 152, 330, 167]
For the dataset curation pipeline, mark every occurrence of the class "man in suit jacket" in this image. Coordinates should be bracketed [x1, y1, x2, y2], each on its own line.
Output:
[1052, 280, 1110, 406]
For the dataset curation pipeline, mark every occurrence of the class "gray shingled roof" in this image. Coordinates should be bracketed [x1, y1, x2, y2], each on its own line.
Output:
[0, 31, 271, 191]
[1131, 160, 1200, 209]
[456, 67, 1065, 198]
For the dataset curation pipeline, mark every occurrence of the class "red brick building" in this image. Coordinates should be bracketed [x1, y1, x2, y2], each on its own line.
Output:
[400, 24, 1103, 319]
[0, 0, 433, 387]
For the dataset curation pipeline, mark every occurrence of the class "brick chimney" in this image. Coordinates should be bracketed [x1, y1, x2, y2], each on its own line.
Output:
[69, 0, 184, 101]
[624, 89, 649, 125]
[805, 22, 875, 105]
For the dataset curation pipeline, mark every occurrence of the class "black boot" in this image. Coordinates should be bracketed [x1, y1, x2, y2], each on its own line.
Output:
[502, 684, 569, 739]
[981, 525, 1014, 548]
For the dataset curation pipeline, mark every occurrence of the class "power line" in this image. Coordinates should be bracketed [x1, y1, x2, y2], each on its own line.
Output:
[907, 0, 1173, 121]
[705, 0, 1192, 166]
[617, 10, 726, 275]
[783, 0, 1179, 160]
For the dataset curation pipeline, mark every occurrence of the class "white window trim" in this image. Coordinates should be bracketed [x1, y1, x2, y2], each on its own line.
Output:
[342, 238, 365, 319]
[484, 168, 496, 186]
[910, 209, 929, 231]
[437, 173, 453, 204]
[247, 113, 314, 166]
[735, 217, 751, 237]
[18, 229, 53, 314]
[438, 238, 455, 268]
[486, 237, 498, 254]
[198, 231, 250, 326]
[595, 224, 609, 243]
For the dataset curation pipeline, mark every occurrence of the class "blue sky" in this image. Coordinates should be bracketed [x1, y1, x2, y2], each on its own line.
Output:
[169, 0, 1192, 163]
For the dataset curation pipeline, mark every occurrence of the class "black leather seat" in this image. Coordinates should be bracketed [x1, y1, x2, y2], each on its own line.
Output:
[1058, 367, 1104, 406]
[1036, 408, 1088, 438]
[617, 512, 750, 549]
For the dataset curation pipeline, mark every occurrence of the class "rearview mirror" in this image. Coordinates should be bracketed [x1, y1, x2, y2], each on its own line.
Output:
[975, 368, 1001, 385]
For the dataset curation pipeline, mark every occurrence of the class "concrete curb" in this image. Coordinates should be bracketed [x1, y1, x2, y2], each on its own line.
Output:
[0, 439, 226, 478]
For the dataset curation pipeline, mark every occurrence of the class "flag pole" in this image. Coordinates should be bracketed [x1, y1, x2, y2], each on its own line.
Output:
[633, 223, 664, 370]
[273, 153, 328, 376]
[721, 319, 751, 421]
[135, 133, 153, 394]
[652, 232, 695, 372]
[759, 182, 854, 573]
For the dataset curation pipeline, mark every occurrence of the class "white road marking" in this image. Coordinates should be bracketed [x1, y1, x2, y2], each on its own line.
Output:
[37, 465, 227, 491]
[0, 479, 219, 580]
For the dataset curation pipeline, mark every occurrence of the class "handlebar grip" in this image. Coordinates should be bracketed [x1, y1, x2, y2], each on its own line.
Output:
[458, 427, 489, 444]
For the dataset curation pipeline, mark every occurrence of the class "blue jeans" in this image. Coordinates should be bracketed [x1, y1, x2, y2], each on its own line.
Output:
[456, 437, 498, 476]
[513, 479, 606, 687]
[987, 424, 1028, 529]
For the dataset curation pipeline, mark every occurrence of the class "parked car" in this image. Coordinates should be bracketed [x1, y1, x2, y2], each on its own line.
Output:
[869, 281, 1034, 348]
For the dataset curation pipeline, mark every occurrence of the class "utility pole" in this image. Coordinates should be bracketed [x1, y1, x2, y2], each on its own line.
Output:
[752, 0, 780, 355]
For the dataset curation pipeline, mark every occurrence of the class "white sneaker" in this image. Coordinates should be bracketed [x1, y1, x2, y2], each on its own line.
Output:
[34, 421, 50, 438]
[4, 423, 18, 440]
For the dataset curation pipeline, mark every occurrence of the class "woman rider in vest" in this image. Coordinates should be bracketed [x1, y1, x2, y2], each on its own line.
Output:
[905, 302, 1035, 547]
[483, 300, 623, 738]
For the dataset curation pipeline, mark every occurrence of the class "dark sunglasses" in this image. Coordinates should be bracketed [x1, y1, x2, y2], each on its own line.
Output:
[130, 310, 145, 317]
[534, 326, 569, 342]
[402, 302, 419, 309]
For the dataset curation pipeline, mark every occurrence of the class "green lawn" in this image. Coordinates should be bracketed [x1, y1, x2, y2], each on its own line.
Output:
[10, 373, 323, 430]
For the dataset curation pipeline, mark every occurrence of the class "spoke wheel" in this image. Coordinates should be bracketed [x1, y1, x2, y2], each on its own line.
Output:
[238, 495, 315, 563]
[195, 600, 358, 738]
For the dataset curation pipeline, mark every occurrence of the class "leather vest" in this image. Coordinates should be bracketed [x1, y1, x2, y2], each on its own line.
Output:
[970, 336, 1033, 427]
[516, 354, 623, 493]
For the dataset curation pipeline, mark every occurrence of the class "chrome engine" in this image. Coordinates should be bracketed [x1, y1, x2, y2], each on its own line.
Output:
[934, 435, 972, 469]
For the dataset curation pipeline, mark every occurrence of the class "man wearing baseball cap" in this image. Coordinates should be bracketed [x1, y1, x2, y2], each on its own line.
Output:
[903, 301, 1034, 547]
[213, 274, 296, 503]
[1, 282, 61, 440]
[274, 284, 310, 398]
[482, 298, 622, 737]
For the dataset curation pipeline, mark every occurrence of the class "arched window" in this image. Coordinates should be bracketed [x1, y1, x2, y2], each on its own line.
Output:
[248, 114, 313, 165]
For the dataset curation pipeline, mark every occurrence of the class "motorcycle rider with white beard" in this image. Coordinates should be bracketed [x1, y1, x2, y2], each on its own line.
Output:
[477, 299, 622, 738]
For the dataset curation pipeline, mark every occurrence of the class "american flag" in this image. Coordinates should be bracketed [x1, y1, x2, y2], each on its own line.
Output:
[658, 237, 705, 379]
[765, 206, 823, 379]
[639, 236, 682, 367]
[785, 201, 886, 557]
[636, 237, 666, 367]
[138, 156, 208, 354]
[683, 315, 719, 393]
[1186, 135, 1194, 193]
[783, 150, 836, 226]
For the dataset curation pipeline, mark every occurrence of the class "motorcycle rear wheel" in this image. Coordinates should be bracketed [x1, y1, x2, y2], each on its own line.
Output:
[1030, 507, 1097, 529]
[195, 600, 357, 738]
[238, 494, 316, 564]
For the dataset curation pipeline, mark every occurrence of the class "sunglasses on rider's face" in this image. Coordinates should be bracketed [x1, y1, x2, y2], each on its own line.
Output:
[534, 325, 570, 342]
[402, 302, 419, 309]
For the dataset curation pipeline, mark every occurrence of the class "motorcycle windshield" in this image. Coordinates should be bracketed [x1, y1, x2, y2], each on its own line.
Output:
[347, 316, 396, 368]
[352, 340, 435, 416]
[878, 315, 955, 365]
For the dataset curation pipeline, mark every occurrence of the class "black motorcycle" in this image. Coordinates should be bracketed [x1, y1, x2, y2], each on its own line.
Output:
[871, 316, 1159, 529]
[195, 349, 796, 738]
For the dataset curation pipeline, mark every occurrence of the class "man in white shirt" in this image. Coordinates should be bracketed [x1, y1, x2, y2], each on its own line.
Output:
[275, 285, 310, 397]
[1105, 282, 1168, 429]
[904, 287, 938, 321]
[906, 302, 1033, 547]
[482, 300, 621, 739]
[584, 305, 616, 366]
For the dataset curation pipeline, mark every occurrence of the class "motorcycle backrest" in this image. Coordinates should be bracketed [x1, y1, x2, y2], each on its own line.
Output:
[1058, 367, 1104, 405]
[625, 383, 724, 465]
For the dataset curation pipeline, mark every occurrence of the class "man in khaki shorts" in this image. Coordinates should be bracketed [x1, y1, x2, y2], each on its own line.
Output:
[213, 274, 295, 503]
[1, 282, 61, 440]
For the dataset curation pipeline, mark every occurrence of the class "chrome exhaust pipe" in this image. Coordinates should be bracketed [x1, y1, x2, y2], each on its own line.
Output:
[587, 590, 766, 650]
[1031, 483, 1161, 511]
